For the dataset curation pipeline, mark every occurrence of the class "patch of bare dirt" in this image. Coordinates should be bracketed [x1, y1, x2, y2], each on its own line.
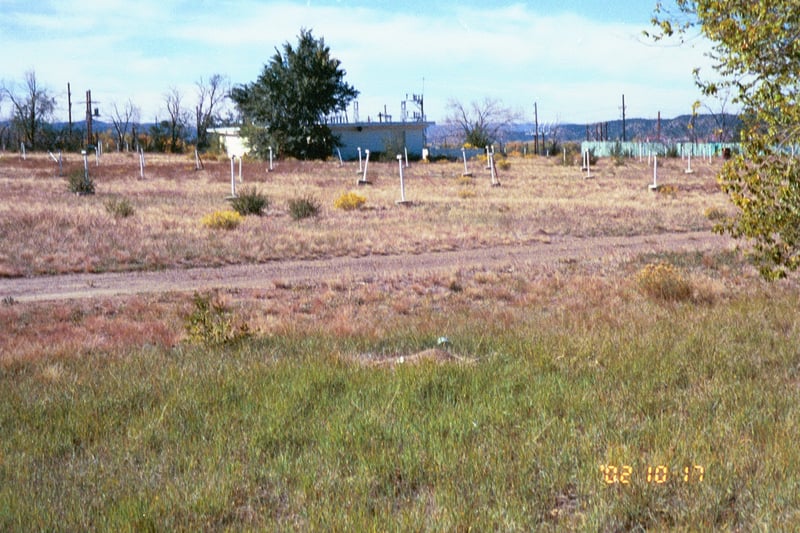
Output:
[0, 230, 739, 303]
[357, 348, 475, 367]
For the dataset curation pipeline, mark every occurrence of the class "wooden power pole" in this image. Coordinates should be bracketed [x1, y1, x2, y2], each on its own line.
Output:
[533, 102, 539, 156]
[621, 94, 627, 142]
[67, 83, 73, 134]
[86, 90, 93, 147]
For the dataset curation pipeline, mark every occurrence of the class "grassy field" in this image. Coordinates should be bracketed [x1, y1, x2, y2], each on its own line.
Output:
[0, 151, 729, 276]
[1, 150, 798, 530]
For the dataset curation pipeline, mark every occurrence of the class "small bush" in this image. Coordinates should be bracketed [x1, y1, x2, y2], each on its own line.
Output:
[704, 206, 727, 221]
[666, 144, 680, 158]
[288, 196, 321, 220]
[202, 210, 243, 230]
[67, 168, 95, 195]
[104, 197, 135, 218]
[496, 159, 511, 171]
[184, 292, 249, 346]
[458, 188, 476, 199]
[636, 262, 693, 302]
[229, 186, 268, 216]
[333, 191, 366, 211]
[657, 184, 679, 196]
[611, 141, 627, 166]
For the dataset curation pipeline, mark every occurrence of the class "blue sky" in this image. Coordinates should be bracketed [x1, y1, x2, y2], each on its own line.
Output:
[0, 0, 717, 126]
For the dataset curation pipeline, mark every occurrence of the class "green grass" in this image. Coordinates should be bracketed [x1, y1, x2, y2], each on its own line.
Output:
[1, 291, 799, 530]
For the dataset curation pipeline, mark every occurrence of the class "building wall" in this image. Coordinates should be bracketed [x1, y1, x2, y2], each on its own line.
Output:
[330, 122, 431, 160]
[209, 123, 432, 160]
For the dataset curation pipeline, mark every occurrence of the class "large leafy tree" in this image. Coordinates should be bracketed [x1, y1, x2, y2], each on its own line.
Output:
[231, 29, 359, 160]
[650, 1, 800, 279]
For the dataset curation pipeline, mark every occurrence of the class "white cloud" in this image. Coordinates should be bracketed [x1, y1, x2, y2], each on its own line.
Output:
[0, 1, 718, 125]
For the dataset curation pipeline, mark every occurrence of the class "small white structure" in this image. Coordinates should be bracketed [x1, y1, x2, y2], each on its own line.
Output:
[210, 120, 432, 161]
[209, 127, 249, 158]
[330, 121, 432, 160]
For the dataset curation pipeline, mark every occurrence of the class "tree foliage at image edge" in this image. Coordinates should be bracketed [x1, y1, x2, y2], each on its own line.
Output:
[231, 28, 359, 160]
[651, 1, 800, 279]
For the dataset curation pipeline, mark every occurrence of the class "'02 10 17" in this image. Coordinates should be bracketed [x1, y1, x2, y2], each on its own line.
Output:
[600, 464, 705, 485]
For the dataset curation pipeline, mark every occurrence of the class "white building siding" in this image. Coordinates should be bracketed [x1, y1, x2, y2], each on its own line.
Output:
[330, 122, 431, 160]
[209, 122, 432, 160]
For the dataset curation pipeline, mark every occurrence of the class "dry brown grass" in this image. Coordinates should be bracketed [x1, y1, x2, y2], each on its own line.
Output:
[0, 151, 729, 276]
[0, 293, 179, 365]
[0, 151, 748, 364]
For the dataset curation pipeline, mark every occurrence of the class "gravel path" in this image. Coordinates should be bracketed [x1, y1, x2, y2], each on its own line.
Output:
[0, 231, 737, 303]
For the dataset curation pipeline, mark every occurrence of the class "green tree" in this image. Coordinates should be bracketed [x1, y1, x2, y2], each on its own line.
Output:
[650, 1, 800, 279]
[231, 29, 359, 160]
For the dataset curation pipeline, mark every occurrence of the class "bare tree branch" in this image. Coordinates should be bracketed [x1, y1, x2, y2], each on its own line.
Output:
[195, 74, 229, 150]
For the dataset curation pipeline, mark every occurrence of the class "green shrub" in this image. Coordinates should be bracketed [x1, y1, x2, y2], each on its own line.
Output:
[229, 186, 269, 216]
[611, 141, 628, 166]
[104, 197, 135, 218]
[184, 292, 249, 346]
[636, 262, 693, 302]
[67, 167, 95, 195]
[666, 144, 680, 158]
[202, 209, 243, 230]
[333, 191, 366, 211]
[288, 196, 321, 220]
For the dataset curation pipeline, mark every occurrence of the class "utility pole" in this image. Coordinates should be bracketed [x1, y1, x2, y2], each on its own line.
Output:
[86, 90, 93, 147]
[657, 111, 661, 141]
[621, 94, 627, 142]
[533, 102, 539, 156]
[67, 83, 73, 134]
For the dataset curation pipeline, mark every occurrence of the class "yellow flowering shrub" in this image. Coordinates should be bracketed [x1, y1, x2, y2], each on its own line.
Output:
[202, 210, 243, 230]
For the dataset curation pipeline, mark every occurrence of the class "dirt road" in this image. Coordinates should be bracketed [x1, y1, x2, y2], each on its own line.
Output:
[0, 231, 737, 303]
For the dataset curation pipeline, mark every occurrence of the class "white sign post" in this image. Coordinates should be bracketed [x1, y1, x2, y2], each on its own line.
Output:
[358, 149, 371, 185]
[489, 151, 501, 187]
[139, 148, 145, 179]
[268, 146, 274, 172]
[356, 146, 363, 174]
[461, 148, 472, 177]
[81, 150, 90, 191]
[584, 150, 594, 179]
[229, 156, 237, 197]
[649, 155, 659, 190]
[396, 154, 411, 205]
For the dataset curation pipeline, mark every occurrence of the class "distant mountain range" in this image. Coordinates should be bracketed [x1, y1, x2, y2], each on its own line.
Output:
[428, 113, 742, 145]
[7, 113, 741, 146]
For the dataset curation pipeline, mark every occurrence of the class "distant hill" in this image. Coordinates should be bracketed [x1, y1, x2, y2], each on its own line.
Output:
[428, 113, 742, 145]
